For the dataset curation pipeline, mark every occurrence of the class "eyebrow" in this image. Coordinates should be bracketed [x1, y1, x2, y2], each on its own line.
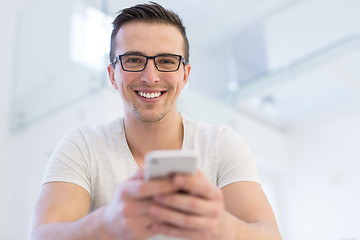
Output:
[122, 51, 144, 55]
[121, 51, 180, 56]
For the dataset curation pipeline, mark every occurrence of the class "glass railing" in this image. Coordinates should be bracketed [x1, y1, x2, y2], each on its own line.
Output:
[10, 0, 111, 131]
[235, 32, 360, 100]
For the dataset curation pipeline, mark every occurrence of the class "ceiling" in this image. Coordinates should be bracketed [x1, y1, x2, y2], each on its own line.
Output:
[104, 0, 294, 48]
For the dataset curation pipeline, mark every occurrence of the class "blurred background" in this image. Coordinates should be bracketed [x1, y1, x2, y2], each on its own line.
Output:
[1, 0, 359, 239]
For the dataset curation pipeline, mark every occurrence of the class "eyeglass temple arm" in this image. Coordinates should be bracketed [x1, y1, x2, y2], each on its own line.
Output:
[112, 56, 120, 64]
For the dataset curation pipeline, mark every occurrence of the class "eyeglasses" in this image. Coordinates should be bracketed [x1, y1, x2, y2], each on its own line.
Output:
[112, 53, 186, 72]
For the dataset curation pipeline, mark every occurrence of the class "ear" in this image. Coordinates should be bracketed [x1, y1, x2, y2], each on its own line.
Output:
[182, 64, 191, 87]
[107, 64, 118, 89]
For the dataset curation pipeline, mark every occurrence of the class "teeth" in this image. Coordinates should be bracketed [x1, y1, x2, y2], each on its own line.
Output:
[138, 91, 162, 99]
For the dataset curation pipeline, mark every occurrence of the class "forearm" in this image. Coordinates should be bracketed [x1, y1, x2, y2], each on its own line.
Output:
[220, 212, 282, 240]
[28, 207, 111, 240]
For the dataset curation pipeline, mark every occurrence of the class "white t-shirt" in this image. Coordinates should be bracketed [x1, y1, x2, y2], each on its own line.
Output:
[43, 115, 260, 211]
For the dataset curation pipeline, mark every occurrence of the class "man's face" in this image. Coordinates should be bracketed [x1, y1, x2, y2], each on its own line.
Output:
[108, 22, 191, 123]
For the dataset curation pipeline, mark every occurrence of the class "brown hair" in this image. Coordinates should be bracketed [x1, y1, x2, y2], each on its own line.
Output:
[109, 2, 189, 65]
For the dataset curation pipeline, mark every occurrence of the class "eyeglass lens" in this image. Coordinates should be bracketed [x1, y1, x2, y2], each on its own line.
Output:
[120, 54, 181, 72]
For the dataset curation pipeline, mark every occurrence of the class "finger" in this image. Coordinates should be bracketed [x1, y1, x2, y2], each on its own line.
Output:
[153, 193, 218, 217]
[119, 198, 154, 217]
[173, 170, 222, 200]
[148, 203, 211, 230]
[121, 178, 180, 199]
[121, 215, 160, 239]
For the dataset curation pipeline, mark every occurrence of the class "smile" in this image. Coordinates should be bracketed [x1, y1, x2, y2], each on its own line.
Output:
[137, 91, 163, 99]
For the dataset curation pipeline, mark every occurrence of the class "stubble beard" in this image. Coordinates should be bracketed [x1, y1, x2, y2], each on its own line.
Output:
[132, 104, 168, 123]
[130, 96, 175, 123]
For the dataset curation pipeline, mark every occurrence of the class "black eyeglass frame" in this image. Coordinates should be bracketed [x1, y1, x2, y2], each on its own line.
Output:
[112, 53, 187, 72]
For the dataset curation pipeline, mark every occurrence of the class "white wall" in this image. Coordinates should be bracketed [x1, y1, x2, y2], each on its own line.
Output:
[281, 112, 360, 240]
[0, 1, 26, 237]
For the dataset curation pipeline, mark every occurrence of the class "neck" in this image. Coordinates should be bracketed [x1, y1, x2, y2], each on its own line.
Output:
[123, 111, 184, 165]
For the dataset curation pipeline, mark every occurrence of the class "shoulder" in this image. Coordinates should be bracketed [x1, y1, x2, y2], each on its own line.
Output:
[56, 118, 123, 152]
[73, 118, 123, 141]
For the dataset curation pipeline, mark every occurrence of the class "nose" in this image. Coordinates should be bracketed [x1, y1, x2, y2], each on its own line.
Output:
[140, 59, 160, 84]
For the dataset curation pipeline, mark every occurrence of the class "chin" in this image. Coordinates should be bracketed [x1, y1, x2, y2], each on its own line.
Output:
[133, 109, 168, 123]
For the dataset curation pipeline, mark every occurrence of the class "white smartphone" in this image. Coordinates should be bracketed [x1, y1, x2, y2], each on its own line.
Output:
[144, 150, 199, 181]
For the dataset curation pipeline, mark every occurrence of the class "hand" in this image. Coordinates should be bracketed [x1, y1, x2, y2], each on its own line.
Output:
[101, 168, 180, 240]
[148, 170, 228, 240]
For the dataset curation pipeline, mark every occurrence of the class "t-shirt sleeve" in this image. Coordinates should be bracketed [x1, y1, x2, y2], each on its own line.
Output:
[42, 128, 91, 195]
[217, 126, 260, 189]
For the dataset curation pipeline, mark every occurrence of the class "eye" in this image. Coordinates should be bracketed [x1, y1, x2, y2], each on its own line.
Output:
[122, 55, 146, 64]
[157, 57, 177, 65]
[161, 59, 175, 64]
[126, 57, 142, 63]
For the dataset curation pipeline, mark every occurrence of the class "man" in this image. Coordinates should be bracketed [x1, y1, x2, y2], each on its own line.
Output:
[28, 2, 281, 240]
